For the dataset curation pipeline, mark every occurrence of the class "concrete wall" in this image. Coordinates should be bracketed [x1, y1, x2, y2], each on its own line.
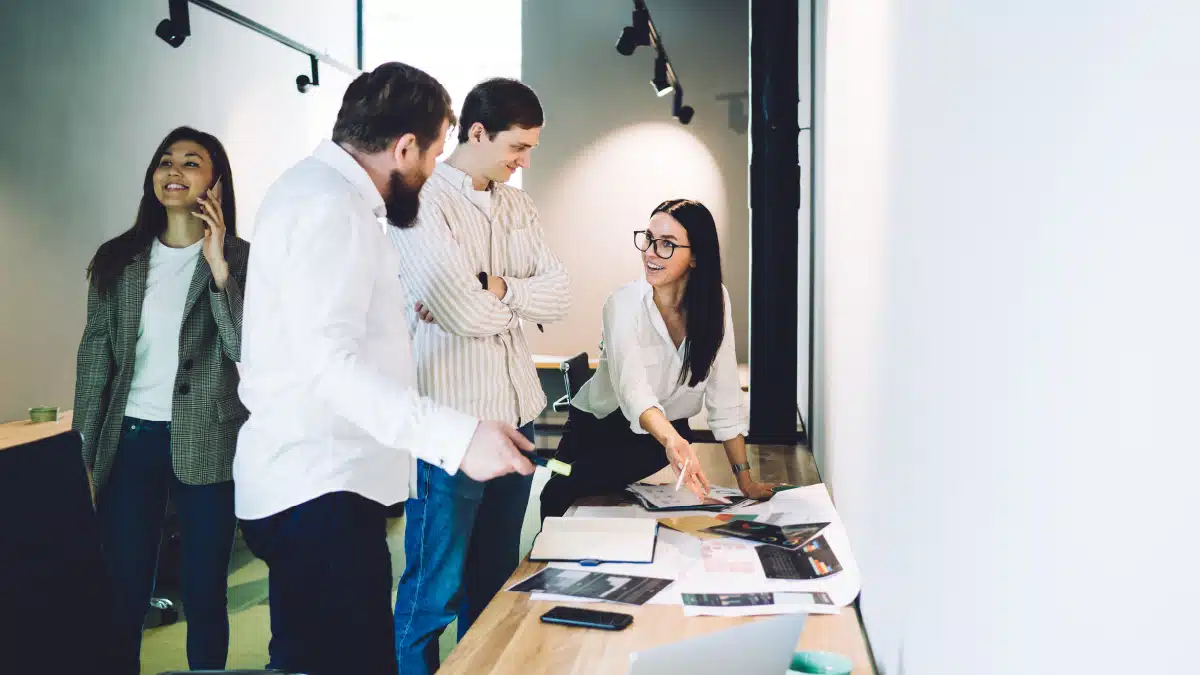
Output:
[0, 0, 356, 422]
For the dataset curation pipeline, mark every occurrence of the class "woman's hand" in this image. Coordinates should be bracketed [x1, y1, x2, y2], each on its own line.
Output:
[736, 473, 790, 501]
[195, 178, 229, 289]
[664, 435, 712, 500]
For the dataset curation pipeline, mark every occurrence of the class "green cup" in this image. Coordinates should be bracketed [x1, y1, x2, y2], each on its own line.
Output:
[29, 406, 59, 423]
[789, 650, 853, 675]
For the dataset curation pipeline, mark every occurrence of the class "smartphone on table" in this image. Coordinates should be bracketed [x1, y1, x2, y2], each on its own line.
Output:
[540, 606, 633, 631]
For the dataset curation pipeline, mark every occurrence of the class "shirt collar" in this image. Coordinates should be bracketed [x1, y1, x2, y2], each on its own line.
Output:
[435, 161, 492, 196]
[640, 279, 679, 350]
[313, 140, 387, 219]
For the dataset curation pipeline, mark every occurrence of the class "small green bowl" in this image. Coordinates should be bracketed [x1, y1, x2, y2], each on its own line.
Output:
[789, 650, 854, 675]
[29, 406, 59, 423]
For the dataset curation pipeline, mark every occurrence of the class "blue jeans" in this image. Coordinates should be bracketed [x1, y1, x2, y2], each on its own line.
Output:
[240, 491, 397, 675]
[394, 423, 536, 674]
[95, 417, 235, 674]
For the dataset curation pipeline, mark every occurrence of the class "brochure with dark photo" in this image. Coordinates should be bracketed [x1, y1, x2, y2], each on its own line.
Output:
[756, 535, 843, 580]
[707, 520, 829, 550]
[507, 567, 674, 606]
[681, 591, 834, 608]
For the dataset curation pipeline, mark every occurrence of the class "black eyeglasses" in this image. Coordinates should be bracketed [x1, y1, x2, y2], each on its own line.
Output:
[634, 230, 691, 259]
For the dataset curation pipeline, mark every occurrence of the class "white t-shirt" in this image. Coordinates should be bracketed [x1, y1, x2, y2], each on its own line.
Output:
[124, 238, 203, 421]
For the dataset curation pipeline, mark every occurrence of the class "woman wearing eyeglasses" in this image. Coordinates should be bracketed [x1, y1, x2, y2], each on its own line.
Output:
[540, 199, 786, 519]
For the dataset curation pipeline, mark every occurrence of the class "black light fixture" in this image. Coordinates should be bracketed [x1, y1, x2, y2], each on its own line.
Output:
[652, 54, 674, 97]
[616, 7, 652, 55]
[673, 87, 694, 125]
[615, 1, 693, 125]
[155, 0, 191, 48]
[155, 0, 359, 93]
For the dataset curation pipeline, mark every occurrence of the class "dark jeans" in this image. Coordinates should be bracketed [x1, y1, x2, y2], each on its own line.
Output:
[393, 423, 536, 675]
[240, 491, 397, 675]
[95, 417, 236, 674]
[539, 408, 692, 519]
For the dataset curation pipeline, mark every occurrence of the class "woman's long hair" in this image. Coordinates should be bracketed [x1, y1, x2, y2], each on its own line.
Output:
[87, 126, 237, 295]
[651, 199, 725, 387]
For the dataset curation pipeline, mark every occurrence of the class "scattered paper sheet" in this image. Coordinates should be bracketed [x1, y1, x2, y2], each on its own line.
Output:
[543, 483, 861, 609]
[508, 568, 673, 606]
[627, 483, 744, 511]
[681, 590, 840, 617]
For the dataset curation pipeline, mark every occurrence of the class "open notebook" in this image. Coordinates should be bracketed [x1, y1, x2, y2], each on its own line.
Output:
[530, 517, 659, 564]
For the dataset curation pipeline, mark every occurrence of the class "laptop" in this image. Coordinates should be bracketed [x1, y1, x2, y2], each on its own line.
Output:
[627, 613, 806, 675]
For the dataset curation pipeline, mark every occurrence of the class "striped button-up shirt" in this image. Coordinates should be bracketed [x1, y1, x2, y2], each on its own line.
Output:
[389, 162, 570, 426]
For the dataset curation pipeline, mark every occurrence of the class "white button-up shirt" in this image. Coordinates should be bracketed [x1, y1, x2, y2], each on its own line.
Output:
[233, 140, 479, 521]
[388, 162, 570, 427]
[571, 279, 748, 442]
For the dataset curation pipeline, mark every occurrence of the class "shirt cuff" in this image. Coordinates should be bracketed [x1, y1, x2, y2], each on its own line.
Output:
[711, 422, 749, 443]
[415, 406, 479, 475]
[629, 401, 666, 435]
[500, 276, 529, 310]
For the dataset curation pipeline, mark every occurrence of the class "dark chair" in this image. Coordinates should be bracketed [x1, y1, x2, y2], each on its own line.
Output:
[0, 430, 117, 673]
[551, 352, 593, 413]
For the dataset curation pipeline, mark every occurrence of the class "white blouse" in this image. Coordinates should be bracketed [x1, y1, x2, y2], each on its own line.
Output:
[571, 279, 748, 442]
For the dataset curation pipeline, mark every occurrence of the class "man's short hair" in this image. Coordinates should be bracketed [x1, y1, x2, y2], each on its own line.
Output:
[457, 78, 544, 144]
[333, 62, 456, 154]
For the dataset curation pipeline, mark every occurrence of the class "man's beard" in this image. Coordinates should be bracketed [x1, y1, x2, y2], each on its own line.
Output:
[385, 169, 424, 229]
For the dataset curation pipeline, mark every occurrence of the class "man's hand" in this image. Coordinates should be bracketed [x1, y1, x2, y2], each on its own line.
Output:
[486, 275, 508, 301]
[415, 301, 436, 324]
[459, 420, 535, 481]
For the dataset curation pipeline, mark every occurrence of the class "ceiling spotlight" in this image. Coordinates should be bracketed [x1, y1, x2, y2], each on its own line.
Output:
[652, 54, 674, 97]
[155, 0, 191, 49]
[616, 8, 651, 55]
[673, 88, 694, 125]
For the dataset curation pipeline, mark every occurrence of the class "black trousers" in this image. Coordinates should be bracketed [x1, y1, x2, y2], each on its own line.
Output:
[240, 491, 398, 675]
[539, 408, 693, 519]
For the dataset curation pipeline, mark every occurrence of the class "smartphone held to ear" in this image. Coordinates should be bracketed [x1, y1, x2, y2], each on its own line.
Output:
[540, 606, 633, 631]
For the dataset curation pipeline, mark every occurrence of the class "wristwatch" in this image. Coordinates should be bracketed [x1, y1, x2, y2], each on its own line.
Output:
[731, 462, 752, 476]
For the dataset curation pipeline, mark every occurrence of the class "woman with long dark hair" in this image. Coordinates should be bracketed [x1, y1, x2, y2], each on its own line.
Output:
[540, 199, 784, 519]
[72, 126, 250, 672]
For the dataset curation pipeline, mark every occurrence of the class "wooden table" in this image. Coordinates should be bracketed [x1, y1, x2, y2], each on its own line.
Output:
[440, 442, 873, 675]
[0, 410, 74, 451]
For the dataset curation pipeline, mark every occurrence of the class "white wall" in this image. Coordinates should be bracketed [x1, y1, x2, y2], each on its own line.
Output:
[0, 0, 355, 422]
[813, 2, 1200, 673]
[362, 0, 522, 184]
[522, 0, 750, 361]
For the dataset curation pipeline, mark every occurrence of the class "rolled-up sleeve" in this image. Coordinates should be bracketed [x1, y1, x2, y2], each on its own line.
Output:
[702, 288, 749, 442]
[208, 240, 246, 362]
[602, 293, 664, 433]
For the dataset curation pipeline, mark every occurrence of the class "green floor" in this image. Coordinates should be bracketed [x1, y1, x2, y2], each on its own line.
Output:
[139, 469, 552, 674]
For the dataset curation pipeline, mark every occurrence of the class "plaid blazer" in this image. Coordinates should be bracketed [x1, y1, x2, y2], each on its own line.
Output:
[72, 235, 250, 494]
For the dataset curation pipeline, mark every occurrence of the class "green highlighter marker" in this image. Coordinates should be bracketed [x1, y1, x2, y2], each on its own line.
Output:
[522, 450, 572, 476]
